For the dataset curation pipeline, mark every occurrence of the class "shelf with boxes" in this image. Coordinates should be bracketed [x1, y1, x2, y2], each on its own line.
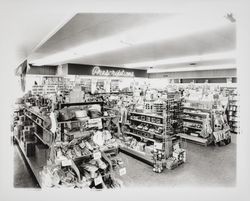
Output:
[120, 98, 186, 173]
[220, 86, 239, 134]
[12, 95, 123, 189]
[228, 94, 239, 134]
[180, 100, 213, 146]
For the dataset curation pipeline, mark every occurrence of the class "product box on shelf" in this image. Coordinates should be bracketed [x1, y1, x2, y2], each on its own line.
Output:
[145, 145, 154, 155]
[22, 130, 35, 141]
[35, 144, 50, 167]
[43, 130, 53, 145]
[24, 140, 36, 157]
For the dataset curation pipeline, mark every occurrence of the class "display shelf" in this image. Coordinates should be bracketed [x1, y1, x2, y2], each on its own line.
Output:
[24, 113, 53, 134]
[25, 108, 45, 120]
[130, 118, 163, 127]
[59, 101, 104, 109]
[57, 119, 89, 124]
[93, 91, 133, 95]
[182, 106, 211, 112]
[14, 136, 43, 187]
[119, 146, 154, 166]
[73, 154, 93, 162]
[130, 111, 163, 119]
[57, 116, 119, 124]
[34, 132, 50, 146]
[183, 111, 209, 117]
[182, 118, 204, 123]
[124, 131, 156, 142]
[177, 133, 208, 146]
[183, 126, 202, 131]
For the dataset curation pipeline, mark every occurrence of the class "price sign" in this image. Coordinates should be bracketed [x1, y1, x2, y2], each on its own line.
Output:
[61, 159, 72, 167]
[79, 142, 85, 149]
[119, 167, 126, 176]
[93, 151, 101, 160]
[94, 175, 103, 186]
[154, 142, 163, 150]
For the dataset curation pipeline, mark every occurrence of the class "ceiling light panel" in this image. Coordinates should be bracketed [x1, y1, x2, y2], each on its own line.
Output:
[125, 51, 236, 68]
[147, 64, 236, 73]
[30, 14, 231, 66]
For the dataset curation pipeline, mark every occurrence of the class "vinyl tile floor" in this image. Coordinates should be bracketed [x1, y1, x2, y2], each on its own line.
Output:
[13, 135, 236, 188]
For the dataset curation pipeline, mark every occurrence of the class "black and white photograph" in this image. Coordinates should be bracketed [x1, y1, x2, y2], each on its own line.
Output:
[0, 0, 249, 201]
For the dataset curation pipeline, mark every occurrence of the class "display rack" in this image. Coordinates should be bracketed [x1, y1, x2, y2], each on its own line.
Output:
[13, 107, 53, 187]
[13, 97, 120, 188]
[228, 92, 239, 134]
[179, 100, 213, 146]
[120, 99, 180, 170]
[14, 136, 43, 187]
[220, 86, 239, 134]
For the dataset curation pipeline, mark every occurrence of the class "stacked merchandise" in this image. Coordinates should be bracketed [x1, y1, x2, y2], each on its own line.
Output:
[12, 92, 123, 189]
[80, 78, 91, 93]
[165, 141, 186, 170]
[172, 99, 184, 134]
[212, 110, 231, 146]
[227, 88, 239, 134]
[120, 95, 186, 172]
[32, 85, 44, 95]
[182, 100, 212, 137]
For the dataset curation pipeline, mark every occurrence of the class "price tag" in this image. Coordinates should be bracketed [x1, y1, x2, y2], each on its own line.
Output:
[79, 142, 85, 149]
[119, 167, 126, 176]
[154, 142, 163, 150]
[94, 175, 103, 186]
[93, 151, 101, 160]
[61, 159, 72, 167]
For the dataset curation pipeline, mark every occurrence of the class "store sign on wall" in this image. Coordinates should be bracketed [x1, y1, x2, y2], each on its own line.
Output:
[92, 66, 134, 77]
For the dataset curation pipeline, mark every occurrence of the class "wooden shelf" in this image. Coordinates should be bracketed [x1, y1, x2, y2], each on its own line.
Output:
[119, 146, 154, 166]
[184, 126, 202, 131]
[34, 132, 50, 146]
[124, 131, 156, 142]
[24, 113, 53, 134]
[57, 116, 119, 124]
[73, 154, 93, 162]
[177, 133, 208, 146]
[130, 118, 163, 127]
[182, 118, 203, 123]
[59, 101, 104, 109]
[129, 126, 163, 138]
[130, 111, 163, 119]
[182, 106, 211, 112]
[25, 108, 45, 120]
[183, 111, 209, 117]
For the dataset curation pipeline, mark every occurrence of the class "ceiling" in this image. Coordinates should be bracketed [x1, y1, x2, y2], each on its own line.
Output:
[28, 13, 236, 72]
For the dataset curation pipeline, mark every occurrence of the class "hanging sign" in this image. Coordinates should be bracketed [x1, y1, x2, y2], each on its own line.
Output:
[119, 167, 126, 176]
[93, 151, 102, 160]
[92, 66, 134, 77]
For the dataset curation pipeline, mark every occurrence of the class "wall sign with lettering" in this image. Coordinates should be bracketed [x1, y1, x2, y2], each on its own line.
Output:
[67, 63, 147, 78]
[92, 66, 134, 77]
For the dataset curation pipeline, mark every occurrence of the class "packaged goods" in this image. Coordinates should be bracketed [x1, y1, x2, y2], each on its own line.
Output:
[43, 115, 52, 129]
[58, 108, 76, 121]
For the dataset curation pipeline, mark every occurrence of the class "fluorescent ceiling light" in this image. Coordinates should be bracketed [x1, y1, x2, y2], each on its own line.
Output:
[30, 14, 231, 66]
[125, 51, 236, 68]
[147, 64, 236, 73]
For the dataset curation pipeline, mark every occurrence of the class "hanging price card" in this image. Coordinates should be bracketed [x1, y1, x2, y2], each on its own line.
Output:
[154, 142, 163, 150]
[61, 159, 72, 167]
[94, 175, 103, 186]
[93, 151, 101, 160]
[119, 167, 126, 176]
